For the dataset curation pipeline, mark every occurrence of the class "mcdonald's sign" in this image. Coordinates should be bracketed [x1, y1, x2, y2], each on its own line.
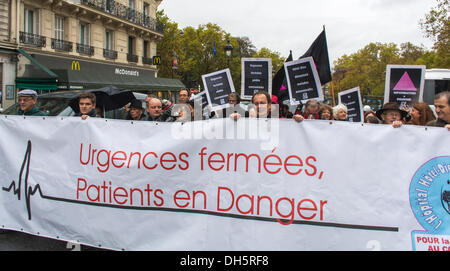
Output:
[71, 61, 80, 71]
[152, 56, 161, 65]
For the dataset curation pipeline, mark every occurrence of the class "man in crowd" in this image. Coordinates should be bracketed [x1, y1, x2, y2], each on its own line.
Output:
[427, 91, 450, 130]
[76, 92, 97, 120]
[16, 89, 47, 116]
[375, 102, 408, 128]
[230, 91, 276, 120]
[147, 97, 173, 122]
[173, 89, 193, 121]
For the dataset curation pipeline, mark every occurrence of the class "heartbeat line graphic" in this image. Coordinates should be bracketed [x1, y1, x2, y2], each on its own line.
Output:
[1, 140, 399, 232]
[2, 140, 44, 220]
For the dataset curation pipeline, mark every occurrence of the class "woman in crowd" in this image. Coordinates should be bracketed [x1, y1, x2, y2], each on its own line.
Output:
[319, 104, 333, 120]
[408, 102, 436, 126]
[333, 104, 348, 121]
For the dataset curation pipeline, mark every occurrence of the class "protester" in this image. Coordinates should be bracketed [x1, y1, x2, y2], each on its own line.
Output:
[216, 93, 246, 119]
[230, 91, 276, 121]
[281, 104, 293, 119]
[427, 91, 450, 130]
[407, 102, 436, 126]
[249, 91, 273, 118]
[376, 102, 408, 128]
[95, 106, 104, 118]
[76, 92, 97, 120]
[173, 89, 193, 122]
[126, 99, 146, 121]
[147, 98, 173, 122]
[364, 110, 378, 123]
[333, 104, 348, 121]
[301, 99, 320, 120]
[365, 115, 381, 124]
[319, 104, 333, 120]
[16, 89, 47, 116]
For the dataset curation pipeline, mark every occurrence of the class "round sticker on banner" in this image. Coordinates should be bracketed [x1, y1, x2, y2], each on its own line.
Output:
[409, 156, 450, 251]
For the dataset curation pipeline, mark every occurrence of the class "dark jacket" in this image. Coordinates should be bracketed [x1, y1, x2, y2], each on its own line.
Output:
[147, 113, 174, 122]
[427, 118, 449, 127]
[17, 106, 47, 116]
[126, 111, 147, 121]
[75, 109, 97, 118]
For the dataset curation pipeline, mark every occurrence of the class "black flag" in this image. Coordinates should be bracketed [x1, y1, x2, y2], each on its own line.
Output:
[300, 28, 331, 85]
[272, 50, 293, 102]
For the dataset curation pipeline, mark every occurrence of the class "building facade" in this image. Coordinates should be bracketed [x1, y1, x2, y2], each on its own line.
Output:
[1, 0, 184, 109]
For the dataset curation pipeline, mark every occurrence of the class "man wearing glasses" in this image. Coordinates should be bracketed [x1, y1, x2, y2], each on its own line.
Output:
[16, 89, 47, 116]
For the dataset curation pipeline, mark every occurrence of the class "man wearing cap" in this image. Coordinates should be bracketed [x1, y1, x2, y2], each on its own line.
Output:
[126, 99, 146, 121]
[427, 91, 450, 131]
[16, 89, 47, 116]
[376, 102, 408, 128]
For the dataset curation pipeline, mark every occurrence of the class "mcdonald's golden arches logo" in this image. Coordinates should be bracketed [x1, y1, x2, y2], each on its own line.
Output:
[152, 56, 161, 65]
[71, 61, 80, 71]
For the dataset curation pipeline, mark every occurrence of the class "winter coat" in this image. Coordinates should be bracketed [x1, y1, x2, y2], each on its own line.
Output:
[17, 106, 47, 116]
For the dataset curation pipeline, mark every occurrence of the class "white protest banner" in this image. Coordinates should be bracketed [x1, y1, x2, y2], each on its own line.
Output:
[241, 58, 272, 99]
[284, 57, 324, 105]
[338, 87, 363, 122]
[384, 65, 426, 108]
[0, 116, 449, 251]
[202, 69, 235, 112]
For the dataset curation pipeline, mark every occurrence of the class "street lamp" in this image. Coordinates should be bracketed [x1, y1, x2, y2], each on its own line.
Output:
[224, 39, 233, 67]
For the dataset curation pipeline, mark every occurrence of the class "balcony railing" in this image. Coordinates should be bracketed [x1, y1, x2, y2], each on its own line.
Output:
[51, 38, 73, 52]
[76, 43, 95, 56]
[142, 56, 152, 65]
[103, 48, 118, 60]
[127, 53, 138, 63]
[19, 31, 46, 47]
[80, 0, 164, 34]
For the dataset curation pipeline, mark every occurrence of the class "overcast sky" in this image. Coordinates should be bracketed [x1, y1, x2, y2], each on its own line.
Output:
[158, 0, 437, 65]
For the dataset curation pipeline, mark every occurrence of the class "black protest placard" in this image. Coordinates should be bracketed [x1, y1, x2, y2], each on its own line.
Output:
[202, 69, 235, 112]
[384, 65, 425, 108]
[338, 87, 363, 122]
[241, 58, 272, 99]
[284, 57, 323, 105]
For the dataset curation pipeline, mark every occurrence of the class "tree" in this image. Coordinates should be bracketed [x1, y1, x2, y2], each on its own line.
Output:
[420, 0, 450, 68]
[252, 47, 285, 77]
[332, 43, 401, 97]
[156, 10, 183, 80]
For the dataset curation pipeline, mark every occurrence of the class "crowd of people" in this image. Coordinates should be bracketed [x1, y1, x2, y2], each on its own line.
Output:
[13, 88, 450, 131]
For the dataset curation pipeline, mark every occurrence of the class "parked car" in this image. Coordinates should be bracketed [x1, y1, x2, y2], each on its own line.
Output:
[1, 90, 148, 119]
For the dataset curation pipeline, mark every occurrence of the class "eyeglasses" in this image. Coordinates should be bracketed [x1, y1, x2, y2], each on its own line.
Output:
[383, 112, 401, 117]
[18, 97, 34, 102]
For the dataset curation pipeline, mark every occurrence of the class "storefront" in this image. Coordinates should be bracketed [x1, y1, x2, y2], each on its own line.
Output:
[15, 51, 185, 102]
[0, 48, 18, 110]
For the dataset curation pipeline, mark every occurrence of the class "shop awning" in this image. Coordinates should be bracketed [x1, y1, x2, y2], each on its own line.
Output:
[15, 49, 59, 90]
[31, 54, 185, 91]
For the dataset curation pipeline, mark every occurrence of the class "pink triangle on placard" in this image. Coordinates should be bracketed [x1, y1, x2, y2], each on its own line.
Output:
[393, 72, 417, 91]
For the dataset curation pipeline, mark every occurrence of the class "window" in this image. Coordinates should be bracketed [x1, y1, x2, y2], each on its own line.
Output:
[24, 7, 39, 34]
[105, 0, 114, 13]
[143, 2, 150, 26]
[54, 16, 64, 40]
[143, 40, 149, 58]
[128, 0, 136, 22]
[128, 36, 135, 55]
[129, 0, 136, 10]
[105, 30, 114, 50]
[79, 22, 90, 45]
[143, 2, 150, 16]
